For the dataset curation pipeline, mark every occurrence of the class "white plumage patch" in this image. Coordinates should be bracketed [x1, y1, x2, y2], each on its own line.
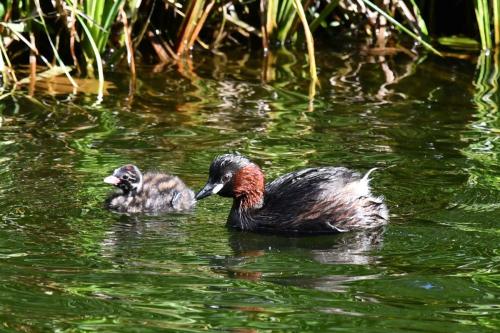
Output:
[212, 183, 224, 194]
[340, 168, 378, 198]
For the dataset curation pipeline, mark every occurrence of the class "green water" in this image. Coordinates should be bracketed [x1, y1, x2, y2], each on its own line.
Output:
[0, 49, 498, 332]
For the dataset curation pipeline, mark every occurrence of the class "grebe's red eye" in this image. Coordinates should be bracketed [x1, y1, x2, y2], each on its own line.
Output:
[222, 174, 231, 182]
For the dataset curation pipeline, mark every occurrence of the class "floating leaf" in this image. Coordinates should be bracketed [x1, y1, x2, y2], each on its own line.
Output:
[438, 36, 481, 50]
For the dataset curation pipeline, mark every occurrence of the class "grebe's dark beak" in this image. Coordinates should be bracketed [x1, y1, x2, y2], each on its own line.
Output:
[195, 182, 223, 200]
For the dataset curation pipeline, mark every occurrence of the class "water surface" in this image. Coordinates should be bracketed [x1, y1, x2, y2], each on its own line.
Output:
[0, 48, 498, 332]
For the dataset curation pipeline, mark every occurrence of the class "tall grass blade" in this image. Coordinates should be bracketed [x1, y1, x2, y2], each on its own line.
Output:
[131, 0, 151, 49]
[107, 0, 152, 66]
[29, 32, 36, 95]
[33, 0, 76, 87]
[177, 0, 206, 55]
[292, 0, 318, 94]
[266, 0, 278, 39]
[408, 0, 428, 36]
[474, 3, 486, 50]
[474, 0, 493, 50]
[66, 0, 80, 72]
[119, 5, 135, 77]
[75, 12, 104, 100]
[494, 0, 500, 46]
[260, 0, 269, 51]
[362, 0, 442, 56]
[100, 1, 124, 51]
[0, 38, 5, 83]
[75, 0, 123, 61]
[276, 0, 295, 43]
[188, 0, 215, 51]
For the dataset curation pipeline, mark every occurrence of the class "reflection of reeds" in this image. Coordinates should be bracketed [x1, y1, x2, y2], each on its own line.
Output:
[327, 48, 418, 103]
[465, 49, 499, 187]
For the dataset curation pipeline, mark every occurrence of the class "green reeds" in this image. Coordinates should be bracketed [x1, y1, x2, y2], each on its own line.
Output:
[260, 0, 298, 50]
[260, 0, 318, 98]
[74, 11, 105, 99]
[291, 0, 318, 97]
[81, 0, 123, 54]
[408, 0, 428, 36]
[475, 0, 493, 50]
[70, 0, 124, 99]
[474, 0, 500, 49]
[2, 0, 500, 99]
[270, 0, 297, 44]
[495, 0, 500, 46]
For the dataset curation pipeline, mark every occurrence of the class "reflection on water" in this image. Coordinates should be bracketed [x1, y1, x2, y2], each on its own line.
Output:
[0, 46, 498, 332]
[466, 50, 499, 191]
[99, 214, 193, 261]
[227, 228, 384, 265]
[219, 229, 385, 292]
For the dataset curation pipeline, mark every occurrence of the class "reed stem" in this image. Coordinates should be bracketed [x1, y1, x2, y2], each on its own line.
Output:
[494, 0, 500, 46]
[362, 0, 442, 56]
[292, 0, 318, 91]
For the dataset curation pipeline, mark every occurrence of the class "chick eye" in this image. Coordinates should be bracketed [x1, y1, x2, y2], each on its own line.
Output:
[122, 175, 129, 180]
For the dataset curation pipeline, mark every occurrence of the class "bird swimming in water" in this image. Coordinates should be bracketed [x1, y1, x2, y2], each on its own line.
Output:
[104, 164, 195, 213]
[195, 154, 388, 234]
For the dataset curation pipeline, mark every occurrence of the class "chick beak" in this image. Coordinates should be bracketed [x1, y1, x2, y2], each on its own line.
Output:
[195, 182, 223, 200]
[104, 175, 121, 186]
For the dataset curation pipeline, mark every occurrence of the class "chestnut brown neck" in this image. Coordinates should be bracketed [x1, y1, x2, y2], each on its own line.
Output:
[233, 164, 265, 209]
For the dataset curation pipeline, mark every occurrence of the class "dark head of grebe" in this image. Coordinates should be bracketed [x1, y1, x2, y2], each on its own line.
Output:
[104, 164, 195, 213]
[196, 154, 389, 234]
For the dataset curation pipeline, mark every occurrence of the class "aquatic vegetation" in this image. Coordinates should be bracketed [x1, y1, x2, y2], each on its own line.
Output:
[0, 0, 498, 98]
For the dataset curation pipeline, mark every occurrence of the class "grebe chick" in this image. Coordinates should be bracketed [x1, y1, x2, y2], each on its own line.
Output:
[104, 164, 195, 213]
[195, 154, 388, 234]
